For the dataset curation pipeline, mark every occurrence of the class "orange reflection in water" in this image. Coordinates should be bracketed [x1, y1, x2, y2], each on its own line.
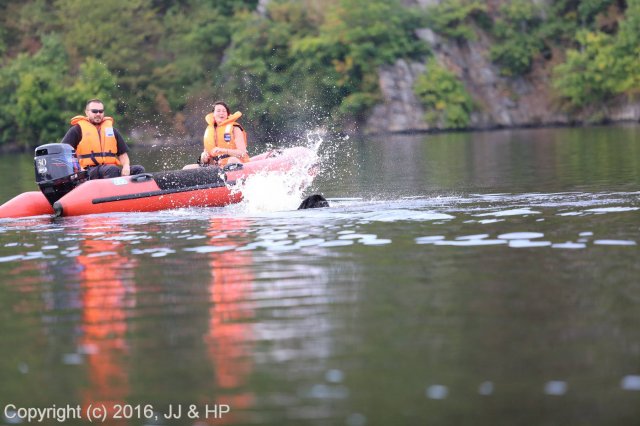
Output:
[202, 217, 255, 424]
[53, 215, 255, 424]
[77, 219, 135, 424]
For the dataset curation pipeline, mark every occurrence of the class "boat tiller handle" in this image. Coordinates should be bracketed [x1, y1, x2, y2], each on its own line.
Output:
[222, 163, 244, 172]
[130, 173, 154, 183]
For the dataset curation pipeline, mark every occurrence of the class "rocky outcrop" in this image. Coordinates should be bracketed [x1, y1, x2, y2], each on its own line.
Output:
[257, 0, 269, 16]
[364, 0, 640, 134]
[366, 60, 429, 134]
[249, 0, 640, 135]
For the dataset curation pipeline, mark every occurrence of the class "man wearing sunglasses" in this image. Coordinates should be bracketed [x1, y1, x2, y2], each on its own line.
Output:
[60, 99, 145, 179]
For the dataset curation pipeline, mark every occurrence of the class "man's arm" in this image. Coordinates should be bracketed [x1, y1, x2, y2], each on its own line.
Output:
[114, 128, 131, 175]
[118, 152, 132, 176]
[114, 128, 129, 155]
[60, 125, 82, 148]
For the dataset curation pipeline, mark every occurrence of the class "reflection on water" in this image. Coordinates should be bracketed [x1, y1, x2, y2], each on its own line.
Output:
[1, 125, 640, 425]
[205, 218, 254, 425]
[78, 220, 133, 423]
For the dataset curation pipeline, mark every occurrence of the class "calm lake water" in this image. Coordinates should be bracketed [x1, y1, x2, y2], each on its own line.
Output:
[1, 125, 639, 425]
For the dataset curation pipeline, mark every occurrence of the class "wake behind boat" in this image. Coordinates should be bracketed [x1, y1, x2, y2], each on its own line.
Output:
[0, 144, 317, 218]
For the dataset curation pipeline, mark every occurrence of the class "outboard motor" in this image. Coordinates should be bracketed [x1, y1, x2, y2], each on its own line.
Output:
[34, 143, 88, 205]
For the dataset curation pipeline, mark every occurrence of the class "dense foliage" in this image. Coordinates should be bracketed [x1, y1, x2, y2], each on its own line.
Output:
[422, 0, 639, 111]
[0, 0, 639, 149]
[552, 0, 640, 109]
[204, 0, 428, 139]
[489, 0, 548, 76]
[423, 0, 489, 41]
[414, 58, 474, 129]
[0, 0, 425, 148]
[488, 0, 620, 77]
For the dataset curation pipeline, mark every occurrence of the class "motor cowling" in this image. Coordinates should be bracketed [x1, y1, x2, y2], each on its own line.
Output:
[34, 143, 88, 205]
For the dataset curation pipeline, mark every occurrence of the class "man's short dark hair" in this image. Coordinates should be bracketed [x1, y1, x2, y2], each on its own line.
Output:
[85, 98, 104, 108]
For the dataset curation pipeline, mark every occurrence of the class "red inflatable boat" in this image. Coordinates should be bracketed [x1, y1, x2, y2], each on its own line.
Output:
[0, 145, 316, 219]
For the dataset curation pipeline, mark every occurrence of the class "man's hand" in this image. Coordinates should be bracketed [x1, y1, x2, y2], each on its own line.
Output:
[118, 152, 132, 176]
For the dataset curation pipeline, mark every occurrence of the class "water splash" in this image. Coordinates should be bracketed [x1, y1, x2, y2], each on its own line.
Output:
[305, 127, 328, 153]
[230, 170, 311, 214]
[228, 131, 325, 214]
[307, 127, 354, 185]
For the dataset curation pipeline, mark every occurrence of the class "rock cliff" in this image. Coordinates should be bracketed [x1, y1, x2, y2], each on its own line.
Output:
[364, 0, 640, 134]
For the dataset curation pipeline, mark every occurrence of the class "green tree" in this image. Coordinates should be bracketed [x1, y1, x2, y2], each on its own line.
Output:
[414, 58, 474, 129]
[219, 0, 427, 139]
[291, 0, 427, 125]
[0, 35, 71, 148]
[578, 0, 614, 23]
[489, 0, 546, 76]
[552, 0, 640, 109]
[152, 0, 258, 115]
[0, 35, 118, 149]
[552, 31, 617, 107]
[54, 0, 162, 120]
[219, 2, 332, 140]
[424, 0, 488, 41]
[69, 58, 119, 116]
[612, 0, 640, 94]
[1, 0, 59, 60]
[488, 0, 621, 79]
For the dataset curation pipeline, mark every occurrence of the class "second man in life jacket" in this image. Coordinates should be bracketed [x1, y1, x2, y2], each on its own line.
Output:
[61, 99, 145, 179]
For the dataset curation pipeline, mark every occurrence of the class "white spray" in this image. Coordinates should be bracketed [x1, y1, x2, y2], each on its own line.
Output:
[229, 129, 327, 214]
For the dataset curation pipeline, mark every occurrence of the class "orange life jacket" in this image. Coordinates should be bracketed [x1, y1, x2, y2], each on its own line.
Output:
[71, 116, 121, 168]
[203, 111, 249, 164]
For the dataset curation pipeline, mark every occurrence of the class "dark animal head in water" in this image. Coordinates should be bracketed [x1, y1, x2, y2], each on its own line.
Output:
[298, 194, 329, 209]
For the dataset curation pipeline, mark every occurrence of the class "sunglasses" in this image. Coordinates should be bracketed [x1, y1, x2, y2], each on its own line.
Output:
[90, 109, 104, 114]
